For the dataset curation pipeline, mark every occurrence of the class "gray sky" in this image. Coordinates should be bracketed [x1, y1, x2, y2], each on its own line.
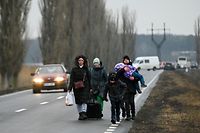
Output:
[27, 0, 200, 38]
[105, 0, 200, 35]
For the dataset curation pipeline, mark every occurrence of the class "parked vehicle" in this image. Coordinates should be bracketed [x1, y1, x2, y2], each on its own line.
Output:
[164, 62, 175, 70]
[190, 61, 198, 69]
[176, 56, 191, 69]
[30, 64, 69, 93]
[132, 56, 160, 71]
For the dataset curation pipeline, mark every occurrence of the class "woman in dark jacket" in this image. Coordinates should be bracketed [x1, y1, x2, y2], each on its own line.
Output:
[68, 55, 91, 120]
[90, 57, 107, 112]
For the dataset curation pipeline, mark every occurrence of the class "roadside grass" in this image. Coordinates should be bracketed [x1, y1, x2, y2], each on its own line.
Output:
[129, 70, 200, 133]
[17, 65, 36, 88]
[0, 65, 36, 95]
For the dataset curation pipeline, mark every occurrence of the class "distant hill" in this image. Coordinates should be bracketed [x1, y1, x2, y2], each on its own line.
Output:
[135, 34, 195, 61]
[24, 34, 196, 63]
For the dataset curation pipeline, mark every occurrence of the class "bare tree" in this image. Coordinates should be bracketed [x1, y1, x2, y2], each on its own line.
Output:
[121, 6, 137, 58]
[38, 0, 137, 71]
[194, 16, 200, 66]
[39, 0, 66, 64]
[0, 0, 30, 90]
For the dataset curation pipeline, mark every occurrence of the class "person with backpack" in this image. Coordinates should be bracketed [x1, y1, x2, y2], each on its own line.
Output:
[90, 58, 107, 113]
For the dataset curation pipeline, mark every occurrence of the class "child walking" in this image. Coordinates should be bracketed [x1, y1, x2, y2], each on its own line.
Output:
[103, 72, 127, 124]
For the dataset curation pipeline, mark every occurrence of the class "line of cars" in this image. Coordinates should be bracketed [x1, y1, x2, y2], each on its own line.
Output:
[30, 64, 69, 93]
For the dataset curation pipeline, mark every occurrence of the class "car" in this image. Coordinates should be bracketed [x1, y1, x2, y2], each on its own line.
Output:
[30, 64, 69, 93]
[164, 62, 175, 70]
[190, 62, 198, 69]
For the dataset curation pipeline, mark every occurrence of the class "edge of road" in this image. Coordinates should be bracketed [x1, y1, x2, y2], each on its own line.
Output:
[135, 70, 163, 115]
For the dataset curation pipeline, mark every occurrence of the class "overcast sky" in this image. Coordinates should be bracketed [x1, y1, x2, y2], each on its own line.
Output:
[27, 0, 200, 38]
[105, 0, 200, 35]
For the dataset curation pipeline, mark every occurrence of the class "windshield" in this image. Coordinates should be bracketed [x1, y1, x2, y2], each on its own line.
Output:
[133, 60, 140, 64]
[36, 66, 64, 74]
[178, 57, 186, 61]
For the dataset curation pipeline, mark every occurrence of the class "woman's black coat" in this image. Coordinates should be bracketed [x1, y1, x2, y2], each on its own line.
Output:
[68, 66, 91, 104]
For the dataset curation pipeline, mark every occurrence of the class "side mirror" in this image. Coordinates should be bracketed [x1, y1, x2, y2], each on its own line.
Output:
[30, 73, 35, 76]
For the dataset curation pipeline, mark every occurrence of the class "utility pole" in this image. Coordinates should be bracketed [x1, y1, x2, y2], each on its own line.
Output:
[150, 23, 168, 61]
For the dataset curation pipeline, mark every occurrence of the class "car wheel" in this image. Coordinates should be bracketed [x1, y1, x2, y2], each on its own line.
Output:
[33, 88, 41, 94]
[153, 67, 157, 71]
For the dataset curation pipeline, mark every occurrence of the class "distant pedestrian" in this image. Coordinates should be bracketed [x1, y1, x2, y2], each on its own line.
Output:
[68, 55, 91, 120]
[104, 72, 126, 124]
[90, 58, 107, 113]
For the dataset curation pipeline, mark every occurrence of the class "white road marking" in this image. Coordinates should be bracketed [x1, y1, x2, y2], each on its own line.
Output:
[109, 126, 117, 129]
[111, 124, 119, 127]
[135, 71, 162, 103]
[15, 108, 27, 113]
[40, 102, 49, 105]
[104, 132, 112, 133]
[57, 96, 65, 100]
[107, 129, 115, 132]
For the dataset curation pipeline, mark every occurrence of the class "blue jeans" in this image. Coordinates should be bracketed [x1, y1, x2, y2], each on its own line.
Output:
[77, 103, 87, 113]
[132, 72, 145, 85]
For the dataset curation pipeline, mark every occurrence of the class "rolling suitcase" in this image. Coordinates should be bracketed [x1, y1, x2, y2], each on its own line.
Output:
[86, 97, 102, 119]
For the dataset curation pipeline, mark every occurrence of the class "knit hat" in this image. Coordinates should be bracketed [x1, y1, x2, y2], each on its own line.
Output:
[93, 58, 100, 65]
[108, 72, 117, 81]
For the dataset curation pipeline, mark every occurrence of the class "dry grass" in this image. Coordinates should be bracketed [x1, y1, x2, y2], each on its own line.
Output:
[17, 65, 37, 88]
[129, 70, 200, 133]
[0, 65, 37, 94]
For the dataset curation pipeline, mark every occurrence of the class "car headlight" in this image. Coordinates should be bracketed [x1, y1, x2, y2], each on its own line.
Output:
[54, 77, 64, 82]
[33, 78, 44, 83]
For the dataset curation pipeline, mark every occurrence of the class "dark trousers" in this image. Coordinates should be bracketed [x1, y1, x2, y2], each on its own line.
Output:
[110, 100, 121, 121]
[124, 92, 135, 117]
[120, 101, 126, 117]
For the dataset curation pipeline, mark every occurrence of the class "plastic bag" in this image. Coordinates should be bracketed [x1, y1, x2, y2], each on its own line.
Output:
[65, 92, 74, 106]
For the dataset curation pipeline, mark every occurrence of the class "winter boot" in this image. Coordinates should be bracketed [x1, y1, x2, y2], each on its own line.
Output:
[81, 112, 87, 120]
[78, 112, 84, 120]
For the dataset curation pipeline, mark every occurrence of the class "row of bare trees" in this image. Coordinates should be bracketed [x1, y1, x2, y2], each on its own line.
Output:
[0, 0, 136, 90]
[0, 0, 31, 90]
[39, 0, 136, 71]
[195, 16, 200, 66]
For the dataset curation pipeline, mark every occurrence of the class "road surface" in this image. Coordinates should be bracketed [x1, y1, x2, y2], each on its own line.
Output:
[0, 70, 163, 133]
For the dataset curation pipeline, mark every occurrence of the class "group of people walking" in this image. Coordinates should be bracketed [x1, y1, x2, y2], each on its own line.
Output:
[68, 55, 146, 124]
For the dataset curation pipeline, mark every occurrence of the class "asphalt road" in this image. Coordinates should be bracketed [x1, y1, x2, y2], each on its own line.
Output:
[0, 70, 163, 133]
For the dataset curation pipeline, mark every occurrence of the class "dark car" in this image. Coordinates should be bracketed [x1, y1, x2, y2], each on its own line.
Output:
[164, 62, 175, 70]
[30, 64, 69, 93]
[190, 62, 198, 69]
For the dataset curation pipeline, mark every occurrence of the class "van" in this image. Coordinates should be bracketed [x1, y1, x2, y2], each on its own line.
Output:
[176, 56, 190, 68]
[132, 56, 160, 71]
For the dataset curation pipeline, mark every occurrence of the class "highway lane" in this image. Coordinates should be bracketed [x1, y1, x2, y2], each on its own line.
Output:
[0, 70, 163, 133]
